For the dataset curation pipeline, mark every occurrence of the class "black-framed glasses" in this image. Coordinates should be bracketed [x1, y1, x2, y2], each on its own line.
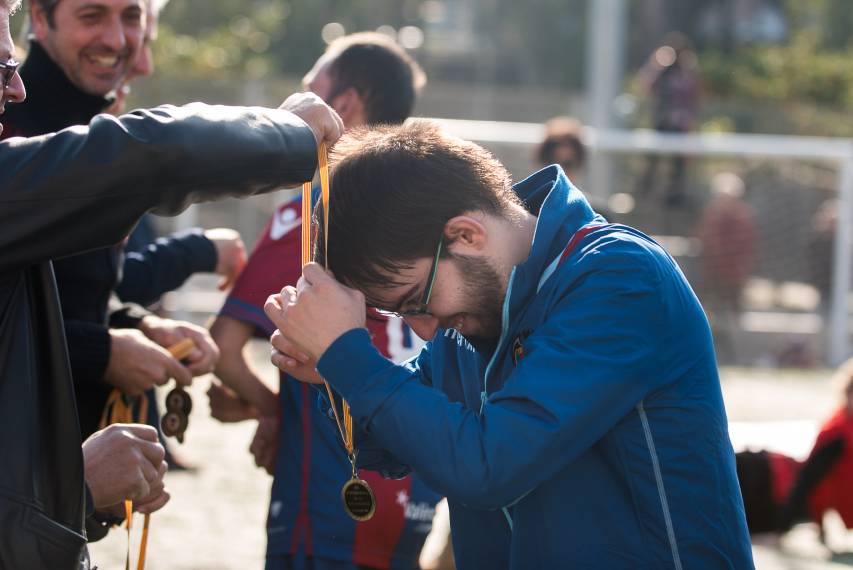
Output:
[376, 237, 443, 319]
[0, 59, 19, 89]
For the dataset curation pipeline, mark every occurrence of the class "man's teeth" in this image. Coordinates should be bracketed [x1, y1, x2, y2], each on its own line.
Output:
[91, 55, 119, 67]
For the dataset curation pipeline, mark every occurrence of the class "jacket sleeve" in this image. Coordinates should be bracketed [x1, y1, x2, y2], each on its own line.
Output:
[64, 320, 111, 387]
[116, 228, 217, 305]
[0, 103, 316, 273]
[317, 345, 435, 479]
[106, 295, 150, 328]
[316, 248, 676, 509]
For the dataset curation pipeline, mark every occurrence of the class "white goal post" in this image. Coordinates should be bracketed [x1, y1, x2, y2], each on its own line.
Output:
[434, 118, 853, 365]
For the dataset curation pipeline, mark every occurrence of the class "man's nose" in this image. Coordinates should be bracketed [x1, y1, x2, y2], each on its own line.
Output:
[403, 315, 439, 342]
[101, 18, 127, 51]
[3, 71, 26, 106]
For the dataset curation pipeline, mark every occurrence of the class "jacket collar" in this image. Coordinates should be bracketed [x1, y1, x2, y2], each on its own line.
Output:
[507, 165, 599, 309]
[17, 41, 113, 135]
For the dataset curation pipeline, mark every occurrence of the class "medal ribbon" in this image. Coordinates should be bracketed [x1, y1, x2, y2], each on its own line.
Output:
[98, 338, 194, 570]
[99, 389, 150, 570]
[301, 143, 356, 464]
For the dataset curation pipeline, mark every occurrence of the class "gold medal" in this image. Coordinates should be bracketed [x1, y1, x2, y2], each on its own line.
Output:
[341, 477, 376, 521]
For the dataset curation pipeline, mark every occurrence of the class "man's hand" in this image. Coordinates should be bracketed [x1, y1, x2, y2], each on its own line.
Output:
[249, 415, 280, 475]
[104, 329, 193, 396]
[83, 424, 168, 510]
[204, 227, 247, 291]
[207, 380, 259, 423]
[268, 328, 323, 384]
[139, 315, 220, 375]
[264, 263, 366, 366]
[279, 92, 344, 147]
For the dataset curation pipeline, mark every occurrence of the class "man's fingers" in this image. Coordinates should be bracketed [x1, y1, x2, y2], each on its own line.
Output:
[249, 433, 265, 465]
[119, 423, 159, 442]
[129, 471, 151, 501]
[270, 330, 310, 363]
[137, 439, 167, 468]
[264, 293, 285, 327]
[163, 354, 193, 387]
[136, 490, 170, 514]
[179, 329, 220, 375]
[279, 92, 343, 146]
[140, 456, 160, 483]
[302, 262, 333, 286]
[261, 446, 276, 475]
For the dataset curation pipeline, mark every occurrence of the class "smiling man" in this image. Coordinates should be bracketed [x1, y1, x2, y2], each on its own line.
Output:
[34, 0, 141, 95]
[2, 0, 142, 137]
[267, 122, 755, 569]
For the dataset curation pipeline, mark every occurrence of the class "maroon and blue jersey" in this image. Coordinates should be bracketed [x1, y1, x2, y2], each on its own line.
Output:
[220, 197, 439, 568]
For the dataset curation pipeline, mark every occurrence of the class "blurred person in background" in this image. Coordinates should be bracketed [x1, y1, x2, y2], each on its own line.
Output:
[535, 116, 586, 183]
[635, 32, 701, 207]
[807, 198, 837, 320]
[109, 0, 248, 308]
[207, 32, 445, 570]
[736, 357, 853, 544]
[696, 171, 758, 364]
[535, 115, 613, 220]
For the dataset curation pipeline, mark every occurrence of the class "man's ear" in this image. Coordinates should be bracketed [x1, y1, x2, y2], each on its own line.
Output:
[330, 86, 365, 127]
[30, 2, 51, 42]
[443, 215, 488, 255]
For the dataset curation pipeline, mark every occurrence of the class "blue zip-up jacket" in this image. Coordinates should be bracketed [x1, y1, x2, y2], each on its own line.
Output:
[316, 166, 754, 569]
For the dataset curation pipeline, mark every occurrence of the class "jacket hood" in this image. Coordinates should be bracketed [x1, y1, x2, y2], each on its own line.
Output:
[506, 164, 602, 317]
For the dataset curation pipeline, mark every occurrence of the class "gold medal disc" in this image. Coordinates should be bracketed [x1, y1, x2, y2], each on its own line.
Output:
[341, 478, 376, 521]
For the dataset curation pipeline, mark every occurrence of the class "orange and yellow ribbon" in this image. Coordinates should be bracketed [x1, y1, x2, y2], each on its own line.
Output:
[301, 143, 355, 457]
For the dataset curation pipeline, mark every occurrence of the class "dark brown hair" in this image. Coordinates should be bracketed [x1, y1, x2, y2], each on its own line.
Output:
[30, 0, 60, 26]
[315, 120, 518, 294]
[325, 32, 426, 125]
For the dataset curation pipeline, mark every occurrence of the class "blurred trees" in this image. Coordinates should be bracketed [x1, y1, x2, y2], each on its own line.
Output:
[152, 0, 585, 87]
[9, 0, 847, 135]
[695, 0, 853, 135]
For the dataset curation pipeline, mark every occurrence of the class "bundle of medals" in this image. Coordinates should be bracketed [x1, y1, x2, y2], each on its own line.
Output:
[99, 337, 196, 570]
[303, 143, 376, 521]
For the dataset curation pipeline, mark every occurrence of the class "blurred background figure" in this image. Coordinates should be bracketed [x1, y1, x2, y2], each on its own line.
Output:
[696, 171, 758, 363]
[808, 199, 838, 321]
[635, 31, 701, 207]
[535, 116, 586, 183]
[736, 357, 853, 542]
[534, 115, 613, 219]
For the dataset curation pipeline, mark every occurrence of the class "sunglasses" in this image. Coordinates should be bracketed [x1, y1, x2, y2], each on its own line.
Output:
[0, 58, 19, 89]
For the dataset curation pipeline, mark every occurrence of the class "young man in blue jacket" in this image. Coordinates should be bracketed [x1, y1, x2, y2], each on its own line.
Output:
[265, 121, 755, 569]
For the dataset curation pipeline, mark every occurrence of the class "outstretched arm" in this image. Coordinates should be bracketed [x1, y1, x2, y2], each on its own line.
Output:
[0, 94, 339, 272]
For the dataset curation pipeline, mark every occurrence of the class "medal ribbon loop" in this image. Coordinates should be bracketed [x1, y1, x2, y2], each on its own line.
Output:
[302, 143, 356, 463]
